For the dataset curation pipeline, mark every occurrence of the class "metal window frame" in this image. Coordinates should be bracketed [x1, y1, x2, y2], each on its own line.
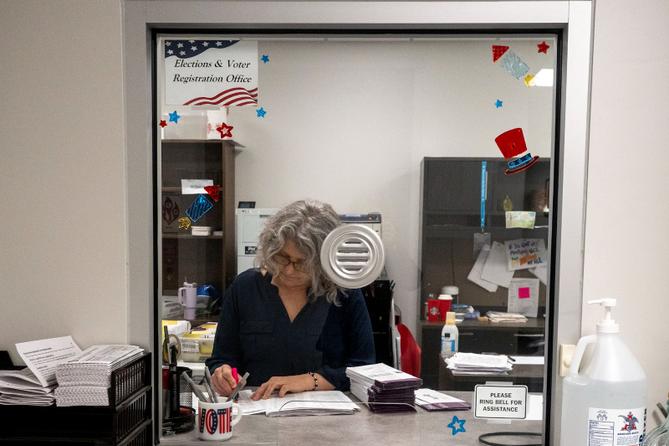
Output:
[123, 2, 593, 444]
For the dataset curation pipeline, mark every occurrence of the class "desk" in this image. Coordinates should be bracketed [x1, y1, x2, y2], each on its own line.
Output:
[420, 319, 545, 388]
[438, 356, 544, 392]
[161, 391, 542, 445]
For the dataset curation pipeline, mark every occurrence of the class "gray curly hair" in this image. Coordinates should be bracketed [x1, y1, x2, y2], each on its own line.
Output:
[256, 199, 341, 304]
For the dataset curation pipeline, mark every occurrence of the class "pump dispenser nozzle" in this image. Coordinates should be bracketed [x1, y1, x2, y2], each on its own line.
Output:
[587, 298, 619, 333]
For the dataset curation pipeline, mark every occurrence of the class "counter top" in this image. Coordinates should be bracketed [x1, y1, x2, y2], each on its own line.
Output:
[421, 318, 546, 331]
[160, 391, 543, 445]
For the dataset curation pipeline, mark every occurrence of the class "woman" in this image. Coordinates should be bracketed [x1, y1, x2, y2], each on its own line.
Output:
[206, 200, 375, 400]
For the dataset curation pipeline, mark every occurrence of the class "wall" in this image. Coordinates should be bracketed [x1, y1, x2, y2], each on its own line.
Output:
[0, 0, 127, 363]
[5, 3, 667, 426]
[224, 39, 555, 333]
[583, 0, 669, 427]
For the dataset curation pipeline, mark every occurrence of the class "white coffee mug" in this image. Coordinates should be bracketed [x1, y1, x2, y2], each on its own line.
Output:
[178, 282, 197, 308]
[197, 399, 243, 441]
[206, 109, 229, 140]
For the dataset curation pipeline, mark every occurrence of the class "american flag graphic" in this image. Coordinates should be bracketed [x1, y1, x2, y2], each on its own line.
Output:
[200, 407, 233, 436]
[220, 408, 231, 434]
[183, 87, 258, 107]
[164, 39, 238, 59]
[165, 39, 258, 107]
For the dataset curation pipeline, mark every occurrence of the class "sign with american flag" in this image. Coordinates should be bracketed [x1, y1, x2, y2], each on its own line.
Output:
[164, 39, 258, 107]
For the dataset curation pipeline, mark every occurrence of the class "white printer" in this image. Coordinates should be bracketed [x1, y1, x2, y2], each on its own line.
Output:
[236, 210, 382, 275]
[339, 213, 382, 238]
[236, 208, 279, 274]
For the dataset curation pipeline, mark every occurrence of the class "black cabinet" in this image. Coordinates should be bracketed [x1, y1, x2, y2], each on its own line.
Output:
[422, 159, 483, 216]
[161, 140, 238, 294]
[418, 157, 550, 389]
[420, 319, 545, 389]
[418, 157, 550, 314]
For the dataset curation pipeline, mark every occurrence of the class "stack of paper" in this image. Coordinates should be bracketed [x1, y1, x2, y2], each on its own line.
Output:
[346, 363, 422, 413]
[55, 345, 143, 406]
[237, 390, 359, 417]
[414, 388, 471, 411]
[445, 353, 512, 376]
[0, 368, 55, 406]
[0, 336, 83, 406]
[486, 311, 528, 323]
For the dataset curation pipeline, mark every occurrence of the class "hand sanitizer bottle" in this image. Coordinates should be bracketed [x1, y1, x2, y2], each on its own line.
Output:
[560, 299, 647, 446]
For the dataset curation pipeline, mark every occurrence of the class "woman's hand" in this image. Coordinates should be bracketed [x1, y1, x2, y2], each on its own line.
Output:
[251, 374, 314, 400]
[211, 364, 237, 397]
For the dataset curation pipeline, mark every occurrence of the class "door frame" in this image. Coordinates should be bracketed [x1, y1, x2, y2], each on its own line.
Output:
[122, 2, 593, 444]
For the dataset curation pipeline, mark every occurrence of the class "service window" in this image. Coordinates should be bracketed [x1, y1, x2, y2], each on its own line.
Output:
[155, 34, 558, 443]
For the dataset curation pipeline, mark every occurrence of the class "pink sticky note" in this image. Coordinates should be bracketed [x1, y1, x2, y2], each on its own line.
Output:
[518, 287, 531, 299]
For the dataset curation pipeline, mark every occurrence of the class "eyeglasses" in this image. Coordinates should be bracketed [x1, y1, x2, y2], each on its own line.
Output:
[273, 253, 308, 272]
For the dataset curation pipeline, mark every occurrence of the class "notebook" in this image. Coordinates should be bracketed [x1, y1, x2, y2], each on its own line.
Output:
[237, 390, 359, 417]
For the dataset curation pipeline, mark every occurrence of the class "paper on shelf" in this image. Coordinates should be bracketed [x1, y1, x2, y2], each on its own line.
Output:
[507, 278, 540, 318]
[526, 394, 544, 420]
[504, 239, 547, 271]
[16, 336, 82, 387]
[529, 266, 548, 286]
[56, 345, 144, 387]
[468, 244, 499, 292]
[446, 353, 511, 370]
[445, 353, 512, 376]
[181, 179, 213, 195]
[0, 367, 56, 406]
[486, 311, 528, 323]
[0, 368, 43, 390]
[505, 211, 536, 229]
[481, 241, 514, 288]
[510, 356, 545, 365]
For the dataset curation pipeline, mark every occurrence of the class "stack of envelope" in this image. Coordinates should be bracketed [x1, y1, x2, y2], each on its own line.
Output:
[346, 363, 422, 413]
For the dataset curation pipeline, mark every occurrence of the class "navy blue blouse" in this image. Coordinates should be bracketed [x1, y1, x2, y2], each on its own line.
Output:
[206, 269, 375, 390]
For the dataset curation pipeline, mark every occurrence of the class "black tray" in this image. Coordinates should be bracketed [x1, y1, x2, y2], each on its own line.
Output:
[0, 353, 153, 445]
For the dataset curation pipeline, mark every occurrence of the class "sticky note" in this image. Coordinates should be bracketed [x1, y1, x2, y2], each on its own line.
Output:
[518, 287, 531, 299]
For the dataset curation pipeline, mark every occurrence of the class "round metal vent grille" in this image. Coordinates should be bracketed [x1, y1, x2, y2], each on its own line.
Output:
[320, 224, 385, 289]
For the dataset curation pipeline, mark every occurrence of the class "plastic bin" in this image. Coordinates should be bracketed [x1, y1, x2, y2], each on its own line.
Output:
[0, 353, 153, 445]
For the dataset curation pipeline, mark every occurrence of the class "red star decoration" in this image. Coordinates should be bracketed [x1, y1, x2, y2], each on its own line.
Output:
[216, 122, 234, 139]
[537, 41, 550, 54]
[204, 185, 221, 202]
[159, 119, 167, 128]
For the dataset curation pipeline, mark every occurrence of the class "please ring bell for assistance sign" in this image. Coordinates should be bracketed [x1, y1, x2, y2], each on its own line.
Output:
[474, 384, 528, 420]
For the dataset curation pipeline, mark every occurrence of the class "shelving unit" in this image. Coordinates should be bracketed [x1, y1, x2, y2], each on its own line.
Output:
[418, 157, 550, 312]
[160, 139, 238, 298]
[418, 157, 550, 388]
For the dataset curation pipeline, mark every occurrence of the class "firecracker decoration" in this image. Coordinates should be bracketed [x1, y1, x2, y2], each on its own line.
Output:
[204, 185, 221, 202]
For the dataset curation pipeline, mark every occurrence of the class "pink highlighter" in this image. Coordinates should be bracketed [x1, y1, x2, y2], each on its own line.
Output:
[231, 367, 240, 385]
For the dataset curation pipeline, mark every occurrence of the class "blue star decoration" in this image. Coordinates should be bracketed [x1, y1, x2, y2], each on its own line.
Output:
[495, 99, 504, 108]
[261, 54, 270, 63]
[256, 107, 267, 118]
[168, 111, 181, 123]
[448, 415, 466, 436]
